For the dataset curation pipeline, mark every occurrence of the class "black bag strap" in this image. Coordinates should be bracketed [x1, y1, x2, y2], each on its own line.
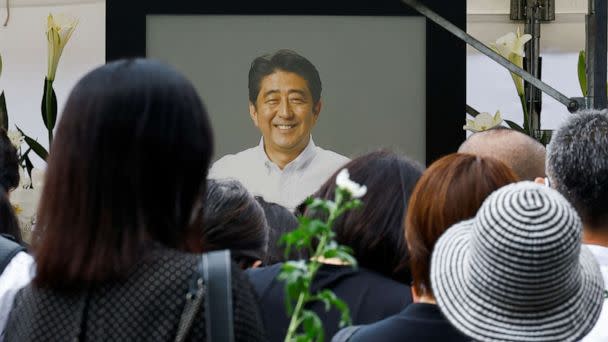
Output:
[0, 234, 25, 274]
[174, 250, 234, 342]
[203, 250, 234, 342]
[331, 325, 363, 342]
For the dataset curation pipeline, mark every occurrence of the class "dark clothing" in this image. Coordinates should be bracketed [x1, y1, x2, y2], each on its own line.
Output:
[348, 303, 470, 342]
[5, 244, 266, 342]
[247, 262, 412, 342]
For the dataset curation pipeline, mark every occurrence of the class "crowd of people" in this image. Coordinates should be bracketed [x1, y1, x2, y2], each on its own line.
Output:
[0, 51, 606, 341]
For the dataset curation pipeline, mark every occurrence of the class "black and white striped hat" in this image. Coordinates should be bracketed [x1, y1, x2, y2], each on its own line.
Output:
[431, 181, 605, 342]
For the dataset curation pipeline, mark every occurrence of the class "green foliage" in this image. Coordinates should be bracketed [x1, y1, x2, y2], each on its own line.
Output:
[578, 50, 587, 97]
[16, 126, 49, 160]
[279, 186, 360, 342]
[41, 78, 57, 144]
[504, 119, 525, 133]
[0, 91, 8, 131]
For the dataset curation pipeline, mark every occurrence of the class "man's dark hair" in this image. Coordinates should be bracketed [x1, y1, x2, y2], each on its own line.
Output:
[307, 150, 423, 283]
[34, 59, 214, 289]
[201, 179, 269, 269]
[0, 129, 22, 243]
[248, 49, 322, 105]
[547, 110, 608, 228]
[254, 196, 300, 265]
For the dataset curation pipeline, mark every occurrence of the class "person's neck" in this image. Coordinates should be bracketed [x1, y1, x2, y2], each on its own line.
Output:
[264, 139, 309, 170]
[411, 287, 437, 304]
[312, 256, 351, 266]
[583, 225, 608, 247]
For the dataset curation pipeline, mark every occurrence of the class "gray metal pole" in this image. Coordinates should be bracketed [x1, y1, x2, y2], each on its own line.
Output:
[586, 0, 607, 109]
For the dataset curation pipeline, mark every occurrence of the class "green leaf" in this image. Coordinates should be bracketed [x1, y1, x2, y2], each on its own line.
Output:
[301, 310, 324, 341]
[41, 78, 58, 131]
[19, 147, 32, 164]
[15, 126, 48, 160]
[0, 91, 8, 131]
[504, 120, 526, 134]
[24, 154, 34, 179]
[315, 290, 352, 328]
[578, 50, 587, 97]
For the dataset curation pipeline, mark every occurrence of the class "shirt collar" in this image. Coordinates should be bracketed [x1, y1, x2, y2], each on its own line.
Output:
[258, 136, 318, 171]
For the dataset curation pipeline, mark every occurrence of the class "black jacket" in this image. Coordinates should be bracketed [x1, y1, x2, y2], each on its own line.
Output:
[247, 262, 412, 342]
[347, 303, 470, 341]
[5, 244, 266, 342]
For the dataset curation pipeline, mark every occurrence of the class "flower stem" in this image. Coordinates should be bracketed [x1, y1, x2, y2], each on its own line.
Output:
[45, 80, 54, 145]
[519, 94, 530, 135]
[284, 293, 306, 342]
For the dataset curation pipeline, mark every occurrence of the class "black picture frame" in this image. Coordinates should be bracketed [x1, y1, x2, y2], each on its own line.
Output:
[106, 0, 465, 164]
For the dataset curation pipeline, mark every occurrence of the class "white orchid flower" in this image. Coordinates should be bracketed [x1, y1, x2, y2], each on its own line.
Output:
[336, 169, 367, 199]
[7, 130, 24, 148]
[491, 27, 532, 96]
[46, 13, 78, 81]
[463, 111, 503, 133]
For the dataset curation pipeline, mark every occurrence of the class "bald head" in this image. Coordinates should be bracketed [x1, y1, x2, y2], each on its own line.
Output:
[458, 128, 546, 181]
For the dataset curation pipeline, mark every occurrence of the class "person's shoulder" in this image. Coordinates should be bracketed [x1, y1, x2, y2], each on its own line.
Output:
[245, 263, 284, 298]
[209, 146, 259, 179]
[314, 146, 350, 163]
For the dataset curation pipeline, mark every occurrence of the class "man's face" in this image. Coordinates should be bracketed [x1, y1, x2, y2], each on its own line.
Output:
[250, 70, 321, 157]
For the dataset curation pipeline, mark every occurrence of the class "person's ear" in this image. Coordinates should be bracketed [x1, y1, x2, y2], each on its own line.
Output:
[312, 99, 322, 125]
[249, 101, 259, 128]
[251, 260, 263, 268]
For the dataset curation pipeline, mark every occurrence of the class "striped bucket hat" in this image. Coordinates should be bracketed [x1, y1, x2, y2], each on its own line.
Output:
[431, 181, 605, 342]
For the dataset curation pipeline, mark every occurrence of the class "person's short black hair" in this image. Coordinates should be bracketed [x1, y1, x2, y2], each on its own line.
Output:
[248, 49, 322, 105]
[254, 196, 300, 265]
[202, 179, 269, 269]
[0, 129, 20, 191]
[307, 150, 423, 283]
[34, 59, 214, 289]
[547, 110, 608, 228]
[0, 129, 22, 244]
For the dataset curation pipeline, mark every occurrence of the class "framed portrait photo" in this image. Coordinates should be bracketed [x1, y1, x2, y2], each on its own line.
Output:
[106, 0, 465, 165]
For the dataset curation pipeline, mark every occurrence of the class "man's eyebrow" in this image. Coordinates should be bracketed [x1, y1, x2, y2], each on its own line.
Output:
[262, 90, 280, 98]
[288, 89, 307, 97]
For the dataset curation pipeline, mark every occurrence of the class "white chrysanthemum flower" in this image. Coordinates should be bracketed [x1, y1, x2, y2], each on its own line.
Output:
[7, 130, 23, 148]
[11, 168, 45, 243]
[336, 169, 367, 198]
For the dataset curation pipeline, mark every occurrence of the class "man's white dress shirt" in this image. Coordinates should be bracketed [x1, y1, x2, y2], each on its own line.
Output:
[0, 252, 35, 338]
[583, 244, 608, 341]
[209, 138, 349, 210]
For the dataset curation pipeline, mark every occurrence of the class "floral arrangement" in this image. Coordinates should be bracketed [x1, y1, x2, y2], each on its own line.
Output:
[0, 13, 77, 241]
[465, 28, 534, 135]
[279, 169, 365, 342]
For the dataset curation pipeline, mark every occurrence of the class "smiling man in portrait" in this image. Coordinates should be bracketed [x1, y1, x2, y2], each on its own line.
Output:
[209, 49, 349, 210]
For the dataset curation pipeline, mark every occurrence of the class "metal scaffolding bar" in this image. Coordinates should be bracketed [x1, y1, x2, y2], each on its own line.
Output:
[586, 0, 607, 109]
[402, 0, 585, 113]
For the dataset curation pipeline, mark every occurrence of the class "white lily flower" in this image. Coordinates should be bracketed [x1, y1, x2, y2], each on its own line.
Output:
[46, 13, 78, 81]
[463, 111, 503, 133]
[7, 130, 24, 148]
[491, 27, 532, 96]
[336, 169, 367, 198]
